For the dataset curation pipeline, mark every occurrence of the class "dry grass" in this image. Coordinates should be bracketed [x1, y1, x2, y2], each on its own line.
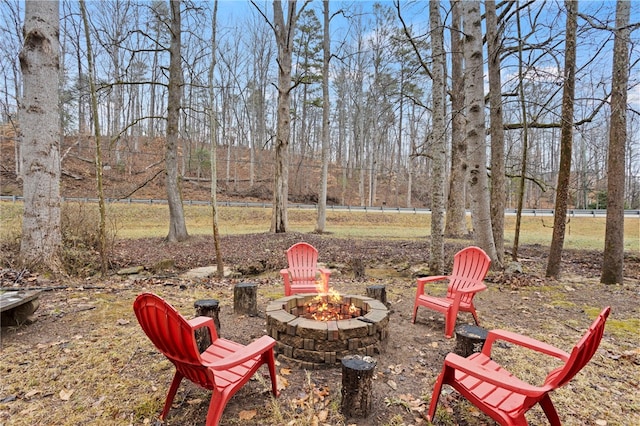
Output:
[1, 275, 639, 426]
[1, 201, 638, 250]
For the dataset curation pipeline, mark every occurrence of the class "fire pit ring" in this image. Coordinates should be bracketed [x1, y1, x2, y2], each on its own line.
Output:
[266, 293, 389, 369]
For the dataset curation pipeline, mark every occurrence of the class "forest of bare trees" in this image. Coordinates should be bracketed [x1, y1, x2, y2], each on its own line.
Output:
[1, 1, 639, 276]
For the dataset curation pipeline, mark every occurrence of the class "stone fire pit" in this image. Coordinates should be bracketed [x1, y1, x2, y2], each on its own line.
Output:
[266, 293, 389, 369]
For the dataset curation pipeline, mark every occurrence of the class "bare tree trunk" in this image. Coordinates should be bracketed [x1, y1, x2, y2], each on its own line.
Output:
[268, 0, 301, 233]
[18, 0, 62, 273]
[486, 0, 505, 265]
[445, 0, 467, 238]
[601, 0, 630, 284]
[209, 0, 224, 279]
[315, 0, 330, 233]
[166, 0, 188, 242]
[429, 0, 446, 274]
[512, 4, 529, 262]
[546, 0, 577, 278]
[80, 0, 108, 275]
[462, 0, 499, 265]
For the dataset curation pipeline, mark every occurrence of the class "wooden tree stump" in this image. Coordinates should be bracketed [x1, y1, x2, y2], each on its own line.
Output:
[366, 285, 387, 306]
[233, 282, 257, 316]
[340, 355, 376, 418]
[194, 299, 220, 353]
[351, 258, 365, 281]
[454, 324, 488, 358]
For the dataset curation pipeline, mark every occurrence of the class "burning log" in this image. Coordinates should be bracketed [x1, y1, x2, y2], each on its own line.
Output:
[341, 355, 376, 418]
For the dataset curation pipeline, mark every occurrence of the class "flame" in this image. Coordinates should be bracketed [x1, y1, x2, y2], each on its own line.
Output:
[307, 289, 359, 321]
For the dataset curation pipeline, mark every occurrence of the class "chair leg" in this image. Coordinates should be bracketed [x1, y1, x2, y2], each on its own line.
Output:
[427, 370, 446, 422]
[540, 394, 561, 426]
[265, 350, 279, 397]
[471, 307, 480, 325]
[160, 371, 184, 420]
[205, 390, 226, 426]
[412, 304, 418, 324]
[444, 308, 456, 338]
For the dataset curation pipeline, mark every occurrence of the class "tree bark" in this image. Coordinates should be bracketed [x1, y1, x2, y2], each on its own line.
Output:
[486, 0, 505, 266]
[445, 0, 468, 238]
[209, 0, 224, 278]
[429, 0, 446, 275]
[18, 0, 62, 272]
[546, 0, 577, 279]
[270, 0, 299, 233]
[79, 0, 108, 276]
[462, 1, 499, 266]
[315, 0, 330, 233]
[166, 0, 188, 242]
[601, 0, 630, 285]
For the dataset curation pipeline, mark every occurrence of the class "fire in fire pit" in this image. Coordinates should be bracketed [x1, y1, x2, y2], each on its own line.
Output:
[303, 290, 360, 321]
[266, 292, 389, 369]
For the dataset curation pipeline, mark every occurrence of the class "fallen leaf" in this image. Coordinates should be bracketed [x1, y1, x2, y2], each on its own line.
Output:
[238, 409, 256, 420]
[277, 375, 289, 391]
[24, 390, 40, 399]
[280, 367, 291, 375]
[186, 398, 203, 405]
[387, 380, 397, 390]
[431, 341, 438, 348]
[317, 409, 328, 421]
[116, 319, 130, 326]
[595, 420, 607, 426]
[59, 388, 74, 401]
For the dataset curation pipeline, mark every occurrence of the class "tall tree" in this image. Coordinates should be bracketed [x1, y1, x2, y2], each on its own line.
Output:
[253, 0, 309, 233]
[315, 0, 330, 233]
[486, 0, 505, 265]
[546, 0, 578, 278]
[445, 0, 468, 238]
[429, 0, 446, 274]
[601, 0, 631, 284]
[80, 0, 108, 275]
[209, 0, 223, 278]
[18, 0, 62, 272]
[166, 0, 188, 242]
[462, 0, 499, 265]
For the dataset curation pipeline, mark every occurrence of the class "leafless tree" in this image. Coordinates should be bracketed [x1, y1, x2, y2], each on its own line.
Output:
[546, 0, 578, 279]
[18, 0, 62, 272]
[601, 0, 631, 284]
[166, 0, 188, 242]
[462, 0, 499, 265]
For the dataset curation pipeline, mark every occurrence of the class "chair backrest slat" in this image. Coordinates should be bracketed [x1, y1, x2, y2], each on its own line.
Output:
[544, 307, 610, 388]
[447, 247, 491, 301]
[134, 293, 211, 387]
[287, 242, 319, 281]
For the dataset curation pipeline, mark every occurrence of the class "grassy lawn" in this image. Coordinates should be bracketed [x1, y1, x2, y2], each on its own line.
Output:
[1, 201, 638, 251]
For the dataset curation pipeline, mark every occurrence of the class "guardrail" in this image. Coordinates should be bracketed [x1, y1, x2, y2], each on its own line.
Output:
[1, 195, 639, 217]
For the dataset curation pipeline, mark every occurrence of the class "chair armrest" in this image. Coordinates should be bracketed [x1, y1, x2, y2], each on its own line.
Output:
[482, 329, 570, 361]
[188, 316, 219, 340]
[417, 275, 448, 284]
[318, 268, 331, 277]
[457, 282, 487, 294]
[416, 275, 448, 293]
[443, 353, 548, 396]
[206, 335, 276, 370]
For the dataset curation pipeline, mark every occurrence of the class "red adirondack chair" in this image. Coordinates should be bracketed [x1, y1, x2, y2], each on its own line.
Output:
[280, 242, 330, 296]
[428, 306, 611, 426]
[412, 246, 491, 338]
[133, 293, 279, 426]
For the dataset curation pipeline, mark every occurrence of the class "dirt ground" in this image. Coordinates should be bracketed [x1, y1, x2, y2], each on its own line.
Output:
[1, 234, 639, 426]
